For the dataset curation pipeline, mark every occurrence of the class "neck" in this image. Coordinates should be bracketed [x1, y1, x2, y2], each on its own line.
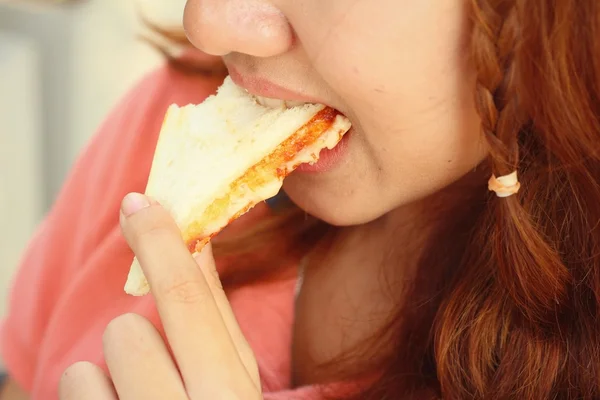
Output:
[292, 168, 487, 386]
[347, 166, 487, 282]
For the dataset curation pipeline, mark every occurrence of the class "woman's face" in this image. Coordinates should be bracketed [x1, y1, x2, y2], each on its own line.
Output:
[184, 0, 487, 226]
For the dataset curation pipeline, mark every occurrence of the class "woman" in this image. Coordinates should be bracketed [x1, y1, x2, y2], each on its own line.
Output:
[2, 0, 599, 398]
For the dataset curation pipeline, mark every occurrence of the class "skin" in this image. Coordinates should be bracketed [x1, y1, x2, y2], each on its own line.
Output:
[60, 194, 262, 399]
[183, 0, 486, 226]
[182, 0, 488, 386]
[14, 1, 490, 398]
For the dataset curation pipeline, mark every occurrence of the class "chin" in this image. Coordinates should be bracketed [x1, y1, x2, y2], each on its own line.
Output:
[282, 177, 388, 227]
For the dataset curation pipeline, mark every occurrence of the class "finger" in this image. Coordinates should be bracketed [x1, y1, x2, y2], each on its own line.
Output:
[103, 313, 188, 400]
[59, 361, 117, 400]
[119, 193, 252, 396]
[194, 245, 260, 386]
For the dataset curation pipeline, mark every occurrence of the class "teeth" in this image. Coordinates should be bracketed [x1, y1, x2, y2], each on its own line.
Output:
[253, 94, 306, 109]
[285, 100, 307, 108]
[256, 95, 286, 108]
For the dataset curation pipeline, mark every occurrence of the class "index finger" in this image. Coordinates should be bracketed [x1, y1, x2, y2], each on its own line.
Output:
[119, 193, 249, 396]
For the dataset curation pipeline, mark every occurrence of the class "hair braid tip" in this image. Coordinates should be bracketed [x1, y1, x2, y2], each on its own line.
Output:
[488, 170, 520, 197]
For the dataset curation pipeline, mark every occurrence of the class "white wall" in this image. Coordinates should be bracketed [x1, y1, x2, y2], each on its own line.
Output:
[0, 31, 43, 318]
[66, 0, 186, 158]
[1, 0, 187, 199]
[0, 0, 186, 319]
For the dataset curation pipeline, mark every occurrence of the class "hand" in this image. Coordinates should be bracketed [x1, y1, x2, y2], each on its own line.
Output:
[59, 193, 262, 400]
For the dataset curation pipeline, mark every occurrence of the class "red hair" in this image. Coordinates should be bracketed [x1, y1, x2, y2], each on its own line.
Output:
[149, 0, 600, 397]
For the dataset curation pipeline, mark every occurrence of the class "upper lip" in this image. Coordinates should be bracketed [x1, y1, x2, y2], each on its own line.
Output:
[226, 64, 326, 105]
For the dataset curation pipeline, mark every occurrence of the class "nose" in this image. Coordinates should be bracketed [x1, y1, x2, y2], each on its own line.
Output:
[183, 0, 293, 57]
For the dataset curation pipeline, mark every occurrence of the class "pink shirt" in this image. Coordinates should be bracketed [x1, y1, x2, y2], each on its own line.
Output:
[0, 60, 325, 399]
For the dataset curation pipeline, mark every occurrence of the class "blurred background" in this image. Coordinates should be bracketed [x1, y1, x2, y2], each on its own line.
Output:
[0, 0, 186, 319]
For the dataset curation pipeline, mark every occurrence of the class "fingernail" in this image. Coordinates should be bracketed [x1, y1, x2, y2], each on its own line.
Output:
[121, 193, 150, 216]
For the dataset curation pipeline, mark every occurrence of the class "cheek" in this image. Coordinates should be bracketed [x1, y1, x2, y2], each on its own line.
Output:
[303, 1, 470, 107]
[371, 98, 487, 200]
[283, 0, 485, 221]
[323, 6, 480, 187]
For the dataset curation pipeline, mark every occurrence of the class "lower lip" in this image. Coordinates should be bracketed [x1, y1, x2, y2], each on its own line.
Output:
[294, 128, 352, 173]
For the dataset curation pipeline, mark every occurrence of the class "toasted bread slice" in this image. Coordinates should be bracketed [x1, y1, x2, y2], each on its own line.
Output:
[124, 76, 351, 295]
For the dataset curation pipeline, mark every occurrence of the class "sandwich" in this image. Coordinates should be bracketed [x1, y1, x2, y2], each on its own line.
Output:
[124, 76, 351, 296]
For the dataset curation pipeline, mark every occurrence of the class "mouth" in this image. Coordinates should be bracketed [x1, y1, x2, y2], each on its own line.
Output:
[226, 68, 352, 173]
[226, 65, 330, 106]
[242, 88, 353, 173]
